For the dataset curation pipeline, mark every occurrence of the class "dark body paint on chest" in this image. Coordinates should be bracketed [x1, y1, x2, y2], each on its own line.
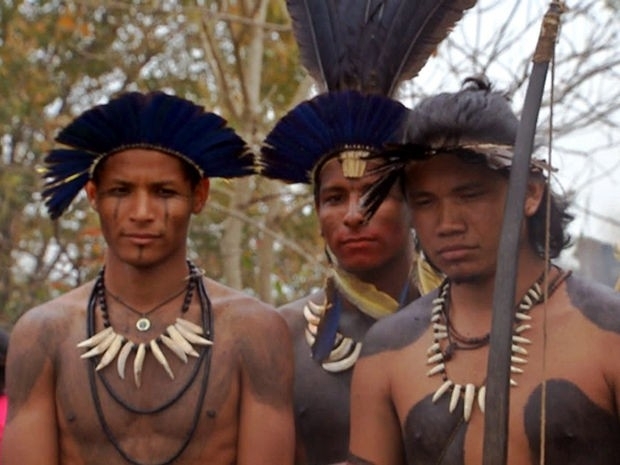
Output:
[286, 297, 355, 465]
[524, 379, 620, 465]
[404, 394, 468, 465]
[399, 277, 620, 465]
[293, 341, 353, 465]
[523, 277, 620, 464]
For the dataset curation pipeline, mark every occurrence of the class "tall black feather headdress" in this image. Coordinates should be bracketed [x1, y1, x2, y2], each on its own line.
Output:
[260, 0, 477, 187]
[42, 91, 253, 219]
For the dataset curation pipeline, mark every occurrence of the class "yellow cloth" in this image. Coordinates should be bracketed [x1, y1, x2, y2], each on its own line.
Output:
[417, 256, 444, 295]
[330, 267, 400, 320]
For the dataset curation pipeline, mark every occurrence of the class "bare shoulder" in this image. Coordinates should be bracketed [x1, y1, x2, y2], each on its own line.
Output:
[360, 291, 435, 358]
[7, 281, 94, 407]
[277, 289, 324, 330]
[202, 278, 293, 405]
[203, 277, 289, 340]
[11, 281, 94, 351]
[564, 274, 620, 333]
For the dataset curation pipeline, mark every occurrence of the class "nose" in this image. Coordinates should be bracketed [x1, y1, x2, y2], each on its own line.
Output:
[130, 191, 156, 222]
[436, 200, 465, 236]
[343, 195, 366, 228]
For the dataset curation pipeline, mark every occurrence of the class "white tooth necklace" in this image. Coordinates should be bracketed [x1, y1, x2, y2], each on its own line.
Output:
[77, 266, 213, 388]
[426, 275, 545, 422]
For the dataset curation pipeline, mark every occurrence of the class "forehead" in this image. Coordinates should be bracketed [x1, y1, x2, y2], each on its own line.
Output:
[406, 153, 501, 192]
[97, 148, 189, 180]
[317, 156, 385, 186]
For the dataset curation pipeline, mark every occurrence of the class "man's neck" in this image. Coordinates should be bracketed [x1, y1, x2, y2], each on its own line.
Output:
[354, 252, 416, 304]
[450, 252, 548, 315]
[102, 256, 191, 305]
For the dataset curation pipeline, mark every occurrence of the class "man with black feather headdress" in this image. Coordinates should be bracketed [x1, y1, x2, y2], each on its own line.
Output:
[348, 78, 620, 465]
[259, 1, 476, 463]
[3, 91, 295, 465]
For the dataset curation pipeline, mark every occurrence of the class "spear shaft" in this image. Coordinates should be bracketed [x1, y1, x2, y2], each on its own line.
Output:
[482, 3, 566, 464]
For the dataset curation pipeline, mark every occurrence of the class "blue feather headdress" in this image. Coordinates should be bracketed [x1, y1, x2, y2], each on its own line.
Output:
[42, 91, 253, 219]
[260, 0, 476, 363]
[260, 90, 407, 184]
[260, 0, 477, 186]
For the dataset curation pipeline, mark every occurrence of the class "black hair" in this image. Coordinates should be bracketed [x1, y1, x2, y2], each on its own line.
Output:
[406, 76, 573, 258]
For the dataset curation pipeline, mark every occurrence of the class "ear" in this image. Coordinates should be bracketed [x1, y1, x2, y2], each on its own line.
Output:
[524, 178, 545, 217]
[192, 178, 210, 214]
[84, 180, 98, 211]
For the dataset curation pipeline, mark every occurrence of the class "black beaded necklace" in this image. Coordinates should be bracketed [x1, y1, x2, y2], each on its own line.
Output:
[96, 268, 195, 332]
[106, 283, 189, 332]
[85, 262, 214, 465]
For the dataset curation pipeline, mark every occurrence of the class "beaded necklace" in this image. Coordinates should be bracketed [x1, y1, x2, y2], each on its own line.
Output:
[426, 272, 548, 422]
[78, 264, 213, 387]
[84, 261, 214, 465]
[106, 284, 188, 332]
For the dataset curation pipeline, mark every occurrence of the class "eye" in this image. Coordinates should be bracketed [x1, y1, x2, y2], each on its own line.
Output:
[410, 195, 434, 208]
[459, 188, 486, 201]
[107, 186, 130, 197]
[320, 191, 345, 206]
[156, 187, 178, 197]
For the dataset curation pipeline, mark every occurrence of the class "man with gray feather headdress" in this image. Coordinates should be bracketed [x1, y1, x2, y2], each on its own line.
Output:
[348, 77, 620, 465]
[259, 1, 476, 463]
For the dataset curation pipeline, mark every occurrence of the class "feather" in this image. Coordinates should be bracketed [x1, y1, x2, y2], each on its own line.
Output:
[286, 0, 345, 92]
[361, 143, 428, 219]
[260, 91, 407, 183]
[286, 0, 477, 95]
[312, 292, 342, 362]
[42, 91, 253, 219]
[362, 0, 478, 96]
[360, 164, 405, 222]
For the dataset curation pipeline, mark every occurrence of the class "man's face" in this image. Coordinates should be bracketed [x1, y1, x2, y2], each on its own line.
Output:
[316, 157, 413, 278]
[406, 153, 510, 284]
[86, 148, 208, 269]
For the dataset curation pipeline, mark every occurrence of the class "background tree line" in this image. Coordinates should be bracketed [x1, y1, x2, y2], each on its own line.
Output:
[0, 0, 618, 327]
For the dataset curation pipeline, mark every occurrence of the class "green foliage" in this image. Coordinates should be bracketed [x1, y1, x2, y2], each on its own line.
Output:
[0, 0, 324, 325]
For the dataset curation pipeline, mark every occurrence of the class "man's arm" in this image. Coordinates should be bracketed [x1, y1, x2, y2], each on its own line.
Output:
[348, 353, 404, 465]
[237, 307, 295, 465]
[2, 310, 59, 465]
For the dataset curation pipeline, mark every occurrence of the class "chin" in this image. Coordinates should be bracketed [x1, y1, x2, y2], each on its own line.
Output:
[117, 251, 167, 269]
[449, 274, 481, 285]
[339, 260, 378, 275]
[440, 264, 484, 285]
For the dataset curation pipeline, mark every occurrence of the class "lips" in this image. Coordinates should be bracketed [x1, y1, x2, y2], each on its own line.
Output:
[340, 236, 376, 246]
[124, 233, 160, 245]
[436, 244, 475, 261]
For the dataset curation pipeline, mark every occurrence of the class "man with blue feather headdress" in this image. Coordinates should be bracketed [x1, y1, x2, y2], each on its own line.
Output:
[3, 91, 295, 465]
[259, 1, 476, 463]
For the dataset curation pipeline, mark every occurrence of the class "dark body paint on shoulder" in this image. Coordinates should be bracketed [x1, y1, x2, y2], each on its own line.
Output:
[524, 379, 620, 465]
[566, 275, 620, 334]
[403, 394, 467, 465]
[360, 291, 437, 358]
[526, 276, 620, 464]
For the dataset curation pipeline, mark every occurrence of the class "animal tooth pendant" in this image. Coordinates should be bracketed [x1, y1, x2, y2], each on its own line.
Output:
[302, 297, 363, 373]
[425, 277, 543, 421]
[77, 316, 213, 386]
